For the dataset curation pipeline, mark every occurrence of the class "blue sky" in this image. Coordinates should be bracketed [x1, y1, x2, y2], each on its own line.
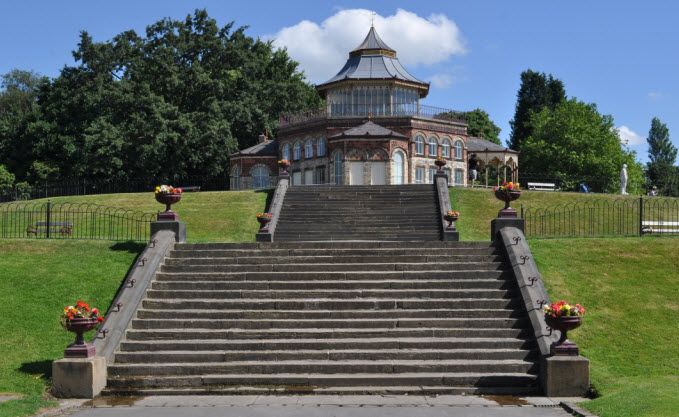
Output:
[2, 0, 677, 163]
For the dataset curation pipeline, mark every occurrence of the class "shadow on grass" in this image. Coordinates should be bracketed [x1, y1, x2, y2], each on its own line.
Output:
[18, 360, 52, 380]
[255, 189, 275, 213]
[109, 241, 146, 253]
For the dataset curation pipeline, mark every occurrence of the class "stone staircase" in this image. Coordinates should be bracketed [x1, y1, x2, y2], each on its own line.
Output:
[274, 185, 441, 241]
[104, 241, 539, 395]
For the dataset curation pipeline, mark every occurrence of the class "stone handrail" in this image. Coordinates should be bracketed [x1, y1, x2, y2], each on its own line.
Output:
[256, 176, 289, 242]
[434, 174, 458, 241]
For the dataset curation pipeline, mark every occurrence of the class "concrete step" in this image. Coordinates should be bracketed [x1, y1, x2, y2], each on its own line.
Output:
[124, 327, 529, 341]
[135, 308, 522, 320]
[174, 241, 496, 250]
[154, 270, 508, 282]
[144, 288, 518, 300]
[131, 317, 529, 330]
[114, 348, 536, 363]
[108, 359, 538, 376]
[142, 298, 522, 311]
[150, 279, 513, 291]
[119, 337, 535, 352]
[168, 248, 498, 259]
[105, 372, 538, 392]
[163, 255, 502, 266]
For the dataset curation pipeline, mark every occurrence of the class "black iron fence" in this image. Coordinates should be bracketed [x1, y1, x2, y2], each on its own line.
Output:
[0, 175, 230, 203]
[0, 201, 156, 241]
[523, 196, 679, 237]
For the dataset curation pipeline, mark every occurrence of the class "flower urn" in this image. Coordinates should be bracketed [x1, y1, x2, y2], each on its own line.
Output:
[545, 315, 583, 356]
[257, 216, 272, 232]
[62, 317, 100, 358]
[434, 158, 446, 174]
[155, 193, 182, 221]
[278, 160, 291, 176]
[443, 214, 459, 231]
[493, 190, 522, 218]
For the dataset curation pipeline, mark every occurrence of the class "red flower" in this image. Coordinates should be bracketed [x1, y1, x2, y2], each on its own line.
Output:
[97, 316, 104, 323]
[92, 308, 98, 315]
[76, 301, 85, 308]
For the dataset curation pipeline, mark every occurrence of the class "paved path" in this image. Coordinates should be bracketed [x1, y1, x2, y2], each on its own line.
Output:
[43, 395, 593, 417]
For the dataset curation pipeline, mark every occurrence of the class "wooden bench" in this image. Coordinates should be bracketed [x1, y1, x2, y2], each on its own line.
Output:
[642, 221, 679, 234]
[528, 182, 558, 191]
[180, 186, 200, 192]
[27, 222, 73, 237]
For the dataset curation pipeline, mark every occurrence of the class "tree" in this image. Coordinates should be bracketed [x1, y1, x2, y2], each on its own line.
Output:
[0, 69, 45, 179]
[508, 69, 566, 150]
[465, 108, 502, 145]
[520, 98, 644, 193]
[646, 117, 677, 195]
[29, 9, 321, 180]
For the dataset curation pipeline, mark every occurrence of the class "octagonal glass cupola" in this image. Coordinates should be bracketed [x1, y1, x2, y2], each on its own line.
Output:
[316, 26, 430, 118]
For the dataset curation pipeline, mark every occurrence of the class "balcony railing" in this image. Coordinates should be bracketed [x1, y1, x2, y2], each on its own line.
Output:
[279, 104, 466, 127]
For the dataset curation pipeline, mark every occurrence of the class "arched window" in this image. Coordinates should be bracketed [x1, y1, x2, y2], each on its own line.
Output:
[305, 140, 313, 158]
[415, 136, 425, 155]
[232, 167, 240, 190]
[282, 144, 291, 161]
[252, 166, 270, 189]
[454, 141, 463, 159]
[318, 137, 326, 156]
[441, 139, 451, 158]
[428, 137, 437, 157]
[334, 152, 343, 185]
[293, 142, 301, 160]
[393, 152, 404, 185]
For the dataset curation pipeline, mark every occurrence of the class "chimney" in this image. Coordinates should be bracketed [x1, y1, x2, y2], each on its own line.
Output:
[258, 134, 266, 143]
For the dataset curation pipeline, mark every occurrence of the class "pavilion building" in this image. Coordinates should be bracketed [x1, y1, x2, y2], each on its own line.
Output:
[230, 26, 518, 189]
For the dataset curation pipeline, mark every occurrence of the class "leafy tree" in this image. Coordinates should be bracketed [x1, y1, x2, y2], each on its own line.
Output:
[0, 165, 14, 188]
[465, 108, 502, 145]
[0, 70, 45, 179]
[520, 98, 644, 193]
[30, 9, 321, 180]
[508, 69, 566, 150]
[646, 117, 677, 195]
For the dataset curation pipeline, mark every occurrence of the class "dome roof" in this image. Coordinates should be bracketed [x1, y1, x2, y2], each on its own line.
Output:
[316, 27, 429, 94]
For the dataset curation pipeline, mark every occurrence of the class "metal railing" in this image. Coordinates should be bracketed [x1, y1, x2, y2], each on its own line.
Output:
[0, 175, 229, 202]
[523, 196, 679, 237]
[279, 104, 466, 127]
[0, 201, 156, 241]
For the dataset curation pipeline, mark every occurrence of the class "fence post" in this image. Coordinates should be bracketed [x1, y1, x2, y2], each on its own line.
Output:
[46, 200, 51, 239]
[639, 195, 644, 237]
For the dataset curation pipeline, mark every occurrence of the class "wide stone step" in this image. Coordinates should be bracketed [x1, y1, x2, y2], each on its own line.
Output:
[145, 288, 517, 300]
[108, 359, 538, 376]
[142, 298, 521, 311]
[131, 317, 528, 330]
[119, 337, 535, 352]
[168, 247, 498, 258]
[124, 327, 528, 341]
[105, 372, 538, 392]
[136, 308, 522, 320]
[163, 255, 502, 266]
[114, 348, 535, 363]
[151, 279, 512, 291]
[174, 241, 495, 250]
[159, 265, 505, 276]
[155, 270, 507, 281]
[271, 234, 441, 241]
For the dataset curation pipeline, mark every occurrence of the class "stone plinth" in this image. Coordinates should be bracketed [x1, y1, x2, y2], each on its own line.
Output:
[491, 218, 524, 241]
[150, 221, 186, 243]
[541, 355, 590, 397]
[52, 356, 107, 398]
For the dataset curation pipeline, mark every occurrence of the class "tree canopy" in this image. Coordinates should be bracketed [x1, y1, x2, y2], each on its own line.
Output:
[508, 69, 566, 151]
[646, 117, 677, 195]
[464, 108, 502, 145]
[520, 98, 644, 193]
[0, 9, 321, 184]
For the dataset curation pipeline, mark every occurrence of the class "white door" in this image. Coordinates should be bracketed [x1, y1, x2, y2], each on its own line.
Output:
[349, 162, 364, 185]
[371, 162, 386, 185]
[304, 169, 314, 185]
[292, 171, 302, 186]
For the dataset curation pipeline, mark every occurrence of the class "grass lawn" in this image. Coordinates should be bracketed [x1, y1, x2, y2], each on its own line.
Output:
[0, 240, 143, 417]
[28, 189, 272, 243]
[530, 237, 679, 417]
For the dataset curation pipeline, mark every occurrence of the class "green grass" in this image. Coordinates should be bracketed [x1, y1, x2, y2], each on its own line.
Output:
[529, 237, 679, 417]
[0, 240, 142, 417]
[12, 189, 273, 243]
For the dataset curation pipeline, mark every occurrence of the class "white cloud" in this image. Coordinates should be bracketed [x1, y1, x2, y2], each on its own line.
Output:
[617, 126, 645, 146]
[647, 92, 663, 100]
[267, 9, 466, 84]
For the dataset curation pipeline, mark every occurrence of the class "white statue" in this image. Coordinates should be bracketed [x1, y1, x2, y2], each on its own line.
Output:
[620, 164, 628, 195]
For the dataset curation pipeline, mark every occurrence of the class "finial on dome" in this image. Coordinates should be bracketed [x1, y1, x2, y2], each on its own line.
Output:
[371, 11, 376, 28]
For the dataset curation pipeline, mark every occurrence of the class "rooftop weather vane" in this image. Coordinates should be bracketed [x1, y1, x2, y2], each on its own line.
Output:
[371, 11, 376, 27]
